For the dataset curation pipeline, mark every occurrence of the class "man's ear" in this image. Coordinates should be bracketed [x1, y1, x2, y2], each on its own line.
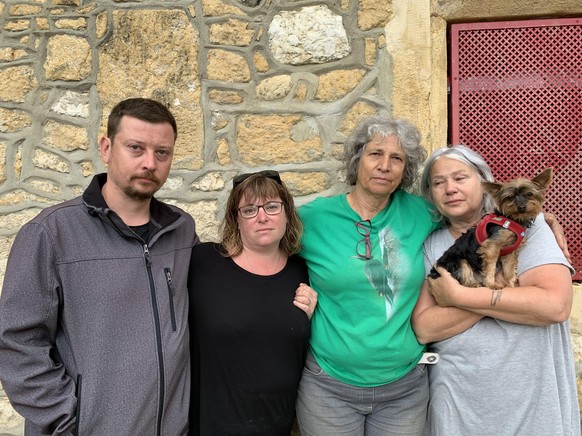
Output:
[99, 136, 111, 165]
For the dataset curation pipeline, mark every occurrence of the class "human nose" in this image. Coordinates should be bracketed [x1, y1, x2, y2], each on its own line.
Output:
[443, 180, 457, 194]
[378, 155, 391, 171]
[141, 150, 157, 170]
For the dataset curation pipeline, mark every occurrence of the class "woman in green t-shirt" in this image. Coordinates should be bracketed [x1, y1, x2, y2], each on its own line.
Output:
[296, 116, 438, 435]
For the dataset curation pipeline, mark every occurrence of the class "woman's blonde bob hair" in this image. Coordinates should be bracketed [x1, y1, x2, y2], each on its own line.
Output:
[220, 172, 303, 257]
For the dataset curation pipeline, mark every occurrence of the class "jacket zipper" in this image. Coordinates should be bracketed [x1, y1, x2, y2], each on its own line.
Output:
[144, 244, 165, 436]
[164, 268, 177, 332]
[74, 374, 82, 436]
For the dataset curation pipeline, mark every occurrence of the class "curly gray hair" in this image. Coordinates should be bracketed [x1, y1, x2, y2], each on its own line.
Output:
[344, 116, 426, 190]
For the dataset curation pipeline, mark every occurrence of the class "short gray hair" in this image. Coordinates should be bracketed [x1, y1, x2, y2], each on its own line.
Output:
[344, 116, 426, 190]
[420, 145, 496, 225]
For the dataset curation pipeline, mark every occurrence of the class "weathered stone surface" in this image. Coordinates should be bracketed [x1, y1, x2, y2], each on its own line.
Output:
[0, 108, 32, 133]
[96, 11, 107, 38]
[236, 114, 322, 165]
[29, 179, 61, 195]
[207, 49, 250, 82]
[44, 35, 92, 81]
[97, 9, 203, 170]
[4, 19, 30, 31]
[36, 17, 50, 30]
[209, 19, 254, 46]
[216, 138, 231, 165]
[269, 5, 350, 65]
[55, 18, 87, 30]
[0, 48, 28, 62]
[191, 172, 226, 192]
[256, 75, 292, 100]
[281, 171, 330, 196]
[293, 82, 308, 101]
[315, 69, 366, 101]
[52, 0, 81, 5]
[172, 199, 220, 242]
[358, 0, 392, 30]
[337, 101, 378, 136]
[0, 65, 37, 102]
[211, 111, 229, 130]
[365, 37, 376, 65]
[0, 142, 6, 184]
[33, 148, 70, 173]
[201, 0, 244, 17]
[51, 91, 90, 118]
[0, 206, 45, 225]
[42, 121, 89, 152]
[254, 51, 269, 73]
[208, 90, 243, 105]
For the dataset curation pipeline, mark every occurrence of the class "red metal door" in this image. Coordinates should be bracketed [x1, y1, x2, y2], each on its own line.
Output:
[451, 18, 582, 280]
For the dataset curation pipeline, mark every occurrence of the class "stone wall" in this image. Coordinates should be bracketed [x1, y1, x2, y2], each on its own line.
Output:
[0, 0, 581, 432]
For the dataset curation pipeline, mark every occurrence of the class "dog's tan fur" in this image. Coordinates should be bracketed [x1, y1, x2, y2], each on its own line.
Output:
[471, 168, 553, 289]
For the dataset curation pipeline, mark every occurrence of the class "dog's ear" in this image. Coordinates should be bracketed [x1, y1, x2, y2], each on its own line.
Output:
[481, 180, 502, 196]
[532, 168, 553, 191]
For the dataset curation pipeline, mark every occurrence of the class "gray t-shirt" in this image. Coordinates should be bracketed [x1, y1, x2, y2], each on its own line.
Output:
[423, 213, 579, 436]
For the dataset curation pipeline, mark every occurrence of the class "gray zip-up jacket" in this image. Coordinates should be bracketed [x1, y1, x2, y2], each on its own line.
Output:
[0, 174, 199, 436]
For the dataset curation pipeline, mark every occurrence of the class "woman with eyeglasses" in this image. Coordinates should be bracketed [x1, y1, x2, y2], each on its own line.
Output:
[187, 171, 318, 436]
[295, 116, 439, 435]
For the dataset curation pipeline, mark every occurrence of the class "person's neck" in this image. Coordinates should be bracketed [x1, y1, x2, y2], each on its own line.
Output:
[448, 217, 480, 239]
[347, 188, 390, 221]
[237, 246, 285, 276]
[101, 183, 151, 226]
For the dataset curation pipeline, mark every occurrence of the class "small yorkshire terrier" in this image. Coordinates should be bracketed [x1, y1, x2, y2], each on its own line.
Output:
[428, 168, 553, 289]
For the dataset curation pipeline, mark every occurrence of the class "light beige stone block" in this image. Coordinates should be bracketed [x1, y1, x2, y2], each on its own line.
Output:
[208, 90, 243, 105]
[55, 18, 87, 30]
[236, 114, 323, 165]
[44, 35, 92, 81]
[4, 19, 30, 32]
[201, 0, 243, 17]
[42, 121, 89, 152]
[97, 9, 203, 170]
[0, 65, 37, 102]
[358, 0, 392, 31]
[256, 75, 293, 100]
[33, 148, 70, 173]
[315, 69, 366, 101]
[216, 138, 231, 165]
[281, 171, 331, 196]
[209, 19, 254, 46]
[0, 108, 32, 133]
[207, 49, 250, 82]
[9, 5, 43, 15]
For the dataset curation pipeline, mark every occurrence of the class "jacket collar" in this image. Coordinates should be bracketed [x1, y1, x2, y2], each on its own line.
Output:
[82, 173, 181, 229]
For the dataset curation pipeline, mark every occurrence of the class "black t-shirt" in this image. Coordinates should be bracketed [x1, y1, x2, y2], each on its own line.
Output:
[188, 242, 310, 436]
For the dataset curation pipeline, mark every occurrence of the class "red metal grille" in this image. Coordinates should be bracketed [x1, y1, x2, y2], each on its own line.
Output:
[451, 18, 582, 281]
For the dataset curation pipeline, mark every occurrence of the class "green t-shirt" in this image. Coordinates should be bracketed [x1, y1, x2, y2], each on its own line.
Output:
[299, 190, 439, 387]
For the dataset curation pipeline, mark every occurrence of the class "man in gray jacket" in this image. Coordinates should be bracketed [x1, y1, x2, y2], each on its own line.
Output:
[0, 98, 199, 435]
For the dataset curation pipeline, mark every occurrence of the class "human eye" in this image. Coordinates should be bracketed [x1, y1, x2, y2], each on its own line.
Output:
[156, 148, 173, 160]
[240, 205, 257, 216]
[432, 179, 444, 187]
[264, 202, 281, 213]
[128, 144, 143, 153]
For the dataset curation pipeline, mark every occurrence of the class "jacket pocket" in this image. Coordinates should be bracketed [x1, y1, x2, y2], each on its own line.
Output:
[164, 267, 177, 332]
[74, 374, 82, 436]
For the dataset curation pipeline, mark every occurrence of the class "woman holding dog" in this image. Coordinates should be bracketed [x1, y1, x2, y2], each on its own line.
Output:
[188, 171, 318, 435]
[412, 145, 579, 435]
[295, 116, 441, 435]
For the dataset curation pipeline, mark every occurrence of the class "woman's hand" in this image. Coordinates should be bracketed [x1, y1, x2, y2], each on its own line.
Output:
[427, 267, 464, 307]
[293, 283, 318, 320]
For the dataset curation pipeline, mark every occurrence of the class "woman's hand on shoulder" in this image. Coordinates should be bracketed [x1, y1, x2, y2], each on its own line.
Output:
[293, 283, 318, 320]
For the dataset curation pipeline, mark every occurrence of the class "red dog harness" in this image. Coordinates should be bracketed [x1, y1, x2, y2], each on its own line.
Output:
[475, 213, 526, 256]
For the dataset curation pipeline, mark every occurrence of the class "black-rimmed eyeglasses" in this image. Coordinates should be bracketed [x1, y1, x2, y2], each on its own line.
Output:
[233, 170, 282, 187]
[355, 220, 372, 260]
[238, 201, 284, 219]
